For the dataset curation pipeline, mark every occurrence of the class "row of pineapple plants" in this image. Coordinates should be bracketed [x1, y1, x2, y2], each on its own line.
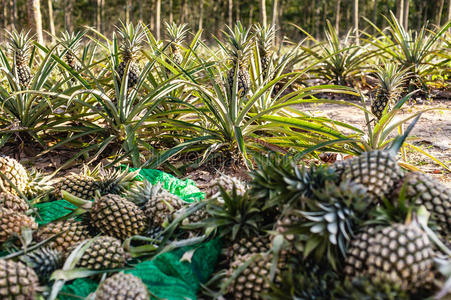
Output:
[0, 115, 449, 298]
[0, 14, 449, 172]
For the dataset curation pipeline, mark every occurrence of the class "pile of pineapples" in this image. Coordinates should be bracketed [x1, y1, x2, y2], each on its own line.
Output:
[0, 139, 450, 299]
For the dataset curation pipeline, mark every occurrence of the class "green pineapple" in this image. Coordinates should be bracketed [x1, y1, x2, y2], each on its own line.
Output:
[222, 21, 253, 97]
[76, 236, 126, 270]
[165, 22, 188, 66]
[20, 247, 63, 282]
[393, 171, 451, 236]
[0, 259, 39, 300]
[6, 30, 34, 87]
[371, 64, 409, 120]
[254, 24, 276, 77]
[0, 155, 29, 195]
[116, 22, 145, 89]
[96, 272, 149, 300]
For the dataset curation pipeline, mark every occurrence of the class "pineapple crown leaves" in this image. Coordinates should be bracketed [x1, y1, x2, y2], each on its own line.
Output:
[126, 180, 180, 210]
[218, 21, 253, 62]
[57, 30, 85, 52]
[165, 22, 189, 45]
[6, 29, 35, 60]
[97, 166, 140, 196]
[253, 23, 276, 54]
[26, 168, 56, 198]
[116, 21, 146, 60]
[373, 63, 410, 94]
[290, 181, 371, 269]
[204, 185, 263, 241]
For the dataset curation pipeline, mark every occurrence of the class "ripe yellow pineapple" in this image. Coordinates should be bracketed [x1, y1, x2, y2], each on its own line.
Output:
[0, 155, 29, 195]
[0, 259, 39, 299]
[96, 272, 149, 300]
[0, 192, 29, 212]
[0, 207, 37, 243]
[76, 236, 126, 270]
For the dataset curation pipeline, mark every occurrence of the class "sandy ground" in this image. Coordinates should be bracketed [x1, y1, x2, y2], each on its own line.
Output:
[297, 99, 451, 187]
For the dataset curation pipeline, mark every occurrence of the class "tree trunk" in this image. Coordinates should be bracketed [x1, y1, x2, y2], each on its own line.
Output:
[47, 0, 55, 42]
[335, 0, 341, 34]
[228, 0, 233, 28]
[260, 0, 267, 27]
[125, 0, 132, 24]
[417, 0, 424, 31]
[448, 0, 451, 25]
[235, 0, 240, 23]
[64, 0, 73, 32]
[155, 0, 161, 40]
[199, 0, 204, 31]
[179, 0, 186, 23]
[249, 3, 254, 27]
[28, 0, 43, 43]
[353, 0, 359, 44]
[272, 0, 279, 43]
[396, 0, 404, 24]
[372, 0, 378, 28]
[169, 0, 173, 24]
[315, 1, 320, 40]
[436, 0, 445, 26]
[403, 0, 409, 29]
[12, 0, 18, 30]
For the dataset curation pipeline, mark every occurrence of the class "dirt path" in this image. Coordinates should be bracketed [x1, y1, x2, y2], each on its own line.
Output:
[297, 99, 451, 187]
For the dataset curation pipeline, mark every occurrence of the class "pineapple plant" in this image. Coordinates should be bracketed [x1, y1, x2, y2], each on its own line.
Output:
[0, 192, 29, 213]
[254, 24, 276, 77]
[371, 64, 409, 120]
[165, 22, 189, 66]
[222, 21, 253, 97]
[0, 207, 37, 243]
[344, 223, 435, 291]
[20, 247, 63, 282]
[0, 259, 39, 299]
[59, 31, 83, 72]
[116, 21, 146, 89]
[6, 30, 34, 87]
[0, 156, 29, 195]
[393, 171, 451, 236]
[127, 181, 186, 232]
[95, 272, 149, 300]
[35, 219, 93, 254]
[76, 236, 126, 270]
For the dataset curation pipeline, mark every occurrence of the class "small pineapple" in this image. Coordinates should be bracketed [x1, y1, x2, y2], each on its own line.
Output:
[165, 22, 188, 66]
[35, 219, 93, 254]
[20, 247, 63, 282]
[198, 174, 247, 199]
[345, 223, 434, 291]
[89, 194, 147, 240]
[95, 272, 149, 300]
[127, 181, 186, 230]
[76, 236, 126, 270]
[0, 207, 37, 243]
[223, 22, 253, 97]
[393, 171, 451, 236]
[0, 259, 39, 300]
[227, 235, 270, 262]
[59, 31, 83, 71]
[116, 22, 145, 89]
[6, 30, 34, 87]
[0, 192, 29, 212]
[254, 24, 276, 77]
[371, 64, 409, 120]
[0, 155, 29, 195]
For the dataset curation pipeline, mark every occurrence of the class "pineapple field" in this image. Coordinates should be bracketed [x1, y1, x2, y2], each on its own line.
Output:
[0, 3, 451, 299]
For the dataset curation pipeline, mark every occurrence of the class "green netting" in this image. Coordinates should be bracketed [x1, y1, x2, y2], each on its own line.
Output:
[30, 168, 216, 300]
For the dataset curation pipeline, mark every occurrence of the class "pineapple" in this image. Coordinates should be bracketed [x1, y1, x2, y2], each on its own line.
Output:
[198, 174, 247, 199]
[0, 259, 39, 300]
[344, 223, 434, 291]
[89, 194, 147, 240]
[6, 30, 34, 87]
[371, 64, 409, 120]
[0, 155, 29, 195]
[127, 181, 186, 231]
[254, 24, 276, 77]
[0, 208, 37, 243]
[20, 247, 63, 282]
[0, 192, 29, 213]
[59, 31, 83, 72]
[76, 236, 126, 270]
[223, 22, 253, 97]
[227, 235, 271, 262]
[393, 171, 451, 236]
[35, 219, 93, 254]
[95, 272, 149, 300]
[165, 22, 188, 66]
[116, 22, 145, 89]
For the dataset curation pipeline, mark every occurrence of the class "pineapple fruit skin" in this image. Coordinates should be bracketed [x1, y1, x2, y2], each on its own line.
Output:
[53, 174, 98, 200]
[0, 192, 29, 213]
[0, 259, 39, 300]
[0, 208, 37, 243]
[96, 272, 149, 300]
[90, 194, 147, 240]
[76, 236, 125, 270]
[116, 61, 140, 89]
[0, 156, 29, 195]
[35, 219, 93, 254]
